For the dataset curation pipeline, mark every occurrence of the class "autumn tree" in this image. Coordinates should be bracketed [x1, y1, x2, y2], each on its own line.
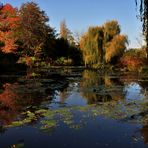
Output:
[120, 48, 145, 71]
[80, 20, 128, 67]
[102, 20, 128, 64]
[80, 26, 104, 66]
[104, 20, 121, 43]
[60, 20, 75, 45]
[60, 20, 69, 40]
[135, 0, 148, 60]
[0, 3, 19, 53]
[56, 20, 82, 65]
[17, 2, 53, 57]
[105, 35, 128, 64]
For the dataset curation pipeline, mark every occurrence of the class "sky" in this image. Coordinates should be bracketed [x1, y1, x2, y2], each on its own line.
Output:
[0, 0, 143, 48]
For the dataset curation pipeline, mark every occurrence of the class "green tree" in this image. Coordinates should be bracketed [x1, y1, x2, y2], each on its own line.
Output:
[80, 20, 127, 67]
[80, 26, 104, 66]
[42, 28, 57, 60]
[16, 2, 53, 57]
[58, 20, 82, 65]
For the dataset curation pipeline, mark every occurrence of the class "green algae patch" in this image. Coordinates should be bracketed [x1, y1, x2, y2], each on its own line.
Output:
[5, 99, 148, 131]
[6, 111, 37, 128]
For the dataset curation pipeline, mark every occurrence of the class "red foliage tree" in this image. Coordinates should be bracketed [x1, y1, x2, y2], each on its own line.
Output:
[0, 4, 20, 53]
[120, 55, 144, 71]
[0, 83, 20, 125]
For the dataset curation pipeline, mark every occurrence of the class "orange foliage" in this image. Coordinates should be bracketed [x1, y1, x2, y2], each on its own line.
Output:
[120, 55, 144, 71]
[0, 4, 19, 53]
[105, 35, 127, 63]
[25, 56, 33, 67]
[0, 83, 19, 111]
[0, 83, 21, 125]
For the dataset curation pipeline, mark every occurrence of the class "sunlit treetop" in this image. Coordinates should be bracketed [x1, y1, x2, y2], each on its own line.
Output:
[0, 3, 19, 53]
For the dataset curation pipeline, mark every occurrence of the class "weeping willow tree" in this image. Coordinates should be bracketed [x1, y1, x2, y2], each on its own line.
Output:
[136, 0, 148, 59]
[104, 21, 127, 64]
[80, 26, 104, 66]
[104, 20, 121, 43]
[80, 20, 128, 67]
[105, 35, 128, 63]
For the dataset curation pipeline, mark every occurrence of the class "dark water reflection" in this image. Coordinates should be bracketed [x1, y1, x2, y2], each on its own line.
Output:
[80, 70, 125, 104]
[0, 68, 148, 147]
[141, 126, 148, 144]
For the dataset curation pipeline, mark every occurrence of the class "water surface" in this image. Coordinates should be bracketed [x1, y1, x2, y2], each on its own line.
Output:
[0, 68, 148, 148]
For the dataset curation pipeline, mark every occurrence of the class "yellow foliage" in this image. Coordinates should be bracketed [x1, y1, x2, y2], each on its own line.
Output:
[105, 35, 128, 63]
[80, 26, 103, 66]
[80, 20, 128, 66]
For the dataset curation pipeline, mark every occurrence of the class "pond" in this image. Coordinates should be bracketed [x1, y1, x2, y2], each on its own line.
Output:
[0, 68, 148, 148]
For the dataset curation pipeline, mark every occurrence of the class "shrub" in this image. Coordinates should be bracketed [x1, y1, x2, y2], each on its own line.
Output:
[120, 55, 144, 71]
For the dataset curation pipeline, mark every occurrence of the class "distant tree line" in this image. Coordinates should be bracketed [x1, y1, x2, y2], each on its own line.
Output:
[0, 2, 82, 67]
[0, 1, 147, 71]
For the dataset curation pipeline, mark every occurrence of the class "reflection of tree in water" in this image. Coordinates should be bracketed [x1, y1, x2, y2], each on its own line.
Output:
[141, 126, 148, 144]
[120, 74, 148, 100]
[0, 70, 69, 128]
[0, 82, 45, 125]
[104, 75, 124, 101]
[80, 70, 124, 104]
[139, 78, 148, 98]
[0, 80, 22, 125]
[80, 70, 104, 104]
[120, 75, 148, 144]
[59, 88, 69, 104]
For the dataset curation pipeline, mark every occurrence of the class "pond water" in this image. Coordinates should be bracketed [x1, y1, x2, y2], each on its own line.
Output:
[0, 68, 148, 148]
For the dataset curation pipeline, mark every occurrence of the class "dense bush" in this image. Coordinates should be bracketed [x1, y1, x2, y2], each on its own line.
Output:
[120, 48, 146, 71]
